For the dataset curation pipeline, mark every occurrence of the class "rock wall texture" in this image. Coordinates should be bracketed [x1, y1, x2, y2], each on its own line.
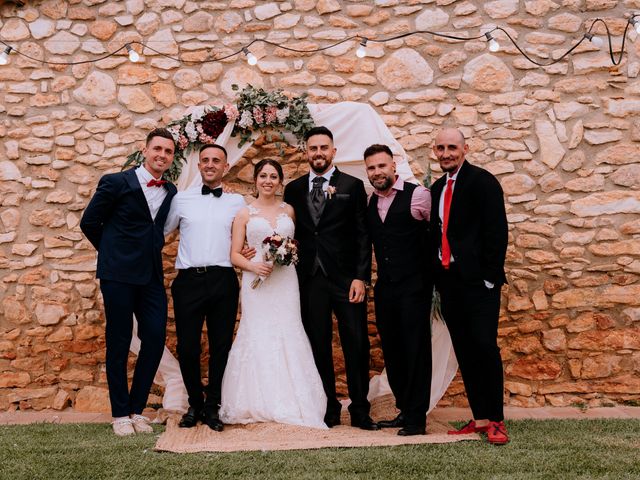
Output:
[1, 0, 639, 412]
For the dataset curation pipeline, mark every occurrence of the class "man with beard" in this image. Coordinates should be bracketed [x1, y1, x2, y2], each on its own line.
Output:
[283, 126, 377, 430]
[429, 128, 509, 445]
[164, 144, 247, 431]
[364, 144, 432, 436]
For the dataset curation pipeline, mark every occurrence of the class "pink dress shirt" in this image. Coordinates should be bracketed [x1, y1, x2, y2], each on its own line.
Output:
[370, 177, 431, 222]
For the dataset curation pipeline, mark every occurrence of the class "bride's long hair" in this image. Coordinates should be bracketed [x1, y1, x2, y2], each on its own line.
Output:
[253, 158, 284, 197]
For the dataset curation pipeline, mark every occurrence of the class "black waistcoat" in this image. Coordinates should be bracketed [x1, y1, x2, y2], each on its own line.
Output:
[367, 182, 429, 283]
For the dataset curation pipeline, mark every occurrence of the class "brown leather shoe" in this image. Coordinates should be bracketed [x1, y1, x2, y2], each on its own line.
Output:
[447, 420, 490, 435]
[486, 421, 509, 445]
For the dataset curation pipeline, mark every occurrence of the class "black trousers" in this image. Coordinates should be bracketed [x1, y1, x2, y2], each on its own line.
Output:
[100, 279, 167, 418]
[300, 272, 371, 421]
[171, 267, 239, 412]
[436, 265, 504, 422]
[375, 276, 432, 428]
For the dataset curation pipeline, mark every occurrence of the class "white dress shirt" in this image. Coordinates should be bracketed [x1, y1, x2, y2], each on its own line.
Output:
[308, 166, 336, 195]
[164, 185, 245, 269]
[135, 166, 168, 221]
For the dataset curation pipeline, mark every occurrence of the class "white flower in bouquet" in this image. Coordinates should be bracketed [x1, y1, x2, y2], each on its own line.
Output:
[190, 108, 205, 123]
[276, 107, 289, 124]
[167, 125, 181, 143]
[276, 245, 287, 259]
[185, 121, 198, 142]
[238, 110, 254, 129]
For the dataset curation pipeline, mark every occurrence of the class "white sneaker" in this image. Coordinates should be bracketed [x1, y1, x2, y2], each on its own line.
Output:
[131, 414, 154, 434]
[112, 417, 135, 436]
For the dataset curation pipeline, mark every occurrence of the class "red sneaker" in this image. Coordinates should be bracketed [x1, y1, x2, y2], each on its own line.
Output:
[447, 420, 490, 435]
[486, 421, 509, 445]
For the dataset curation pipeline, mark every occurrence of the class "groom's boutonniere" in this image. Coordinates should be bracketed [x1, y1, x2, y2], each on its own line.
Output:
[326, 185, 337, 200]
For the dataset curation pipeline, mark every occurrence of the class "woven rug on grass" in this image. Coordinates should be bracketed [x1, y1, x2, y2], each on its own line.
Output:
[154, 394, 479, 453]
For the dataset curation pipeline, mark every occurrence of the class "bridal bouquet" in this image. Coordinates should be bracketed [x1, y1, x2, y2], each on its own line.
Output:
[251, 233, 299, 288]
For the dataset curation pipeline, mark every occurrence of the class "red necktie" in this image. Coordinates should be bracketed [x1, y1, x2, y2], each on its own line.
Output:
[147, 178, 167, 187]
[441, 178, 454, 269]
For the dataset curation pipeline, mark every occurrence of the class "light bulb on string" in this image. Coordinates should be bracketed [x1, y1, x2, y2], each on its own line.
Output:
[0, 46, 12, 66]
[484, 32, 500, 52]
[356, 39, 368, 58]
[126, 44, 140, 62]
[585, 33, 603, 49]
[242, 47, 258, 66]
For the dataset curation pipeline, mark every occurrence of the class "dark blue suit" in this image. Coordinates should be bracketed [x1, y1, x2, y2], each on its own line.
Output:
[81, 168, 177, 417]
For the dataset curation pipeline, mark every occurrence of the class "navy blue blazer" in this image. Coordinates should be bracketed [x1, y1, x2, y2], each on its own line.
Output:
[80, 168, 177, 285]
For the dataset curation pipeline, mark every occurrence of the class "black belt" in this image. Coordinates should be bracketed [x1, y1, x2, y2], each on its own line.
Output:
[183, 265, 228, 274]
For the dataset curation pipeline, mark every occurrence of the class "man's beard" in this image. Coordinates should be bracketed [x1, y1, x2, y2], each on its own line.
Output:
[310, 157, 330, 174]
[372, 175, 393, 191]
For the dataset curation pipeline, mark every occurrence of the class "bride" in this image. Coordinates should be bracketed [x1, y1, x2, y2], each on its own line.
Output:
[219, 159, 328, 429]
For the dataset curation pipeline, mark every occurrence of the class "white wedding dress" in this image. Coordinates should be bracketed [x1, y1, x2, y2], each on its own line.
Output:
[219, 204, 328, 429]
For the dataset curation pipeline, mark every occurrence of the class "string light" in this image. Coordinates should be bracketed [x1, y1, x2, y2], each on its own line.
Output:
[242, 47, 258, 66]
[584, 33, 603, 49]
[356, 39, 368, 58]
[0, 45, 11, 65]
[0, 16, 635, 69]
[484, 32, 500, 53]
[125, 43, 140, 63]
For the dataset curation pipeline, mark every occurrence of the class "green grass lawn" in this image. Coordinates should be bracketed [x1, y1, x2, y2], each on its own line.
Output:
[0, 419, 638, 480]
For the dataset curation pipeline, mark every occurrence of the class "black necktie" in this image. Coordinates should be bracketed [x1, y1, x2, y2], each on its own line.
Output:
[310, 176, 327, 218]
[202, 185, 223, 197]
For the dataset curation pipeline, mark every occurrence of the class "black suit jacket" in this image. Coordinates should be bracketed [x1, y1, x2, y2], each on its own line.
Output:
[429, 161, 508, 286]
[80, 168, 177, 285]
[284, 168, 371, 289]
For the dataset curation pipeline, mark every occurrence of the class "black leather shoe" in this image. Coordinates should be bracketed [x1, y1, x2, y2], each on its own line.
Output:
[178, 407, 201, 428]
[324, 415, 341, 428]
[398, 425, 426, 436]
[378, 413, 405, 428]
[202, 410, 224, 432]
[351, 416, 380, 431]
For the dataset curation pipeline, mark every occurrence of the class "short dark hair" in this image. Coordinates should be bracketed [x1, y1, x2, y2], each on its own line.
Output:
[199, 143, 228, 160]
[304, 126, 333, 142]
[363, 144, 393, 160]
[146, 128, 175, 148]
[253, 158, 284, 182]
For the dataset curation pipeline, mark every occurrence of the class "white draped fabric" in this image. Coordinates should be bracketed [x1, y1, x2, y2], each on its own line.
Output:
[129, 101, 457, 414]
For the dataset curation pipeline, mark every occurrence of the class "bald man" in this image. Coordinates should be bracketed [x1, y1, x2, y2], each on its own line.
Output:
[429, 128, 509, 445]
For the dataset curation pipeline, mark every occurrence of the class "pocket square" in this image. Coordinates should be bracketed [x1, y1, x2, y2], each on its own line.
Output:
[333, 193, 350, 200]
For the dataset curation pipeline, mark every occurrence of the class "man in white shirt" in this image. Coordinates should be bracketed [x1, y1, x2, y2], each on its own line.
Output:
[164, 144, 245, 431]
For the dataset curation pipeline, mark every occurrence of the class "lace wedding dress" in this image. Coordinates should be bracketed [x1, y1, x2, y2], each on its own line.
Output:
[219, 204, 328, 429]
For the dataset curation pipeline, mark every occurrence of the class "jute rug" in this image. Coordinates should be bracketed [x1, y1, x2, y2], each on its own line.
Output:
[154, 394, 479, 453]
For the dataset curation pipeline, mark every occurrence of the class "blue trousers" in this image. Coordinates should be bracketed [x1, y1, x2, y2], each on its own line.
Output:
[100, 279, 167, 418]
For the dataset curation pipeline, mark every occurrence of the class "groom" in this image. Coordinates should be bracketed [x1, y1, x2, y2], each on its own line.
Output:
[284, 126, 378, 430]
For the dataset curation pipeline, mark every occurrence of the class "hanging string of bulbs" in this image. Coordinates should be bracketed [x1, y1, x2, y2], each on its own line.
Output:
[0, 15, 637, 68]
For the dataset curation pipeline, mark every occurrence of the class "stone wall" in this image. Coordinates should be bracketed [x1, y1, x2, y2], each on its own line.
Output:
[1, 0, 639, 412]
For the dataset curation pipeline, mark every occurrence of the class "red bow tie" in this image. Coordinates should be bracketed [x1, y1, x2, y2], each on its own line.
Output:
[147, 179, 167, 187]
